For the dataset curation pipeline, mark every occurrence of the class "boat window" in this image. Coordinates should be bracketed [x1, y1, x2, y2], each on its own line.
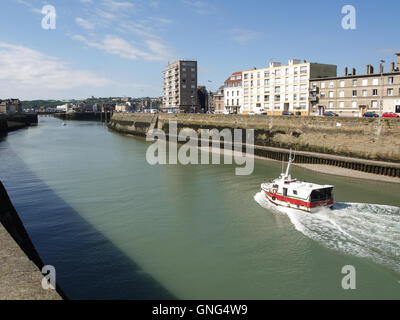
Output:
[273, 184, 279, 189]
[310, 188, 333, 202]
[283, 188, 288, 196]
[293, 190, 297, 195]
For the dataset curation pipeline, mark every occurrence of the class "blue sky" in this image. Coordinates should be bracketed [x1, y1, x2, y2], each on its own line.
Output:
[0, 0, 399, 100]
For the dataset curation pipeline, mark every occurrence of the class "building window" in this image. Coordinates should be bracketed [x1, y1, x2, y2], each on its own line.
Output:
[362, 89, 367, 97]
[388, 77, 394, 84]
[329, 91, 334, 98]
[321, 82, 325, 89]
[352, 79, 357, 86]
[339, 101, 344, 108]
[329, 101, 334, 109]
[388, 88, 394, 96]
[329, 81, 334, 88]
[340, 81, 345, 87]
[321, 91, 325, 97]
[339, 91, 345, 98]
[371, 101, 378, 108]
[352, 101, 357, 109]
[372, 89, 378, 96]
[372, 79, 379, 85]
[264, 95, 270, 101]
[352, 90, 357, 97]
[264, 71, 269, 77]
[362, 79, 368, 86]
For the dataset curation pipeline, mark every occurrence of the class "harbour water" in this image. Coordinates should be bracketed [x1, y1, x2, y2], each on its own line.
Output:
[0, 117, 399, 299]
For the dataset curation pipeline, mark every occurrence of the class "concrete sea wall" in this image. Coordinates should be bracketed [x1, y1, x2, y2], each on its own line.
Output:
[0, 181, 64, 300]
[0, 114, 38, 135]
[108, 114, 400, 178]
[54, 112, 111, 122]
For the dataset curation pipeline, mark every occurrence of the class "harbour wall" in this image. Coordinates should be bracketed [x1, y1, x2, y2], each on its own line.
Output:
[54, 112, 111, 122]
[0, 180, 64, 300]
[108, 113, 400, 178]
[0, 114, 38, 135]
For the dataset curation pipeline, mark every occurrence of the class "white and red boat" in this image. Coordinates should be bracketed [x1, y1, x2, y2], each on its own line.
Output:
[261, 151, 334, 213]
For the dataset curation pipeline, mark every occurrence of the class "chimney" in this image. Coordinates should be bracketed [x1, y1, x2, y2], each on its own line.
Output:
[366, 64, 370, 74]
[352, 68, 356, 75]
[391, 62, 395, 72]
[344, 67, 348, 76]
[379, 63, 384, 74]
[396, 53, 400, 70]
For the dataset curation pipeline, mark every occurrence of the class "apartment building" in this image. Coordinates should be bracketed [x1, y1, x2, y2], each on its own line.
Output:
[242, 60, 337, 115]
[162, 60, 198, 112]
[0, 99, 22, 114]
[224, 71, 243, 114]
[310, 53, 400, 117]
[212, 86, 225, 114]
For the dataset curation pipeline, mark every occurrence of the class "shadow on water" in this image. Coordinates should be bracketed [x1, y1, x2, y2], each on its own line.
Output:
[0, 140, 175, 300]
[332, 202, 352, 210]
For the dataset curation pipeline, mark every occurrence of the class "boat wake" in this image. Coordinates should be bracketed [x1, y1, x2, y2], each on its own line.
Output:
[254, 191, 400, 273]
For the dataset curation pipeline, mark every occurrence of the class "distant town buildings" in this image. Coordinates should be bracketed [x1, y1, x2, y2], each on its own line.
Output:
[0, 99, 22, 114]
[310, 53, 400, 117]
[163, 60, 199, 112]
[241, 59, 336, 115]
[212, 86, 225, 114]
[224, 71, 243, 114]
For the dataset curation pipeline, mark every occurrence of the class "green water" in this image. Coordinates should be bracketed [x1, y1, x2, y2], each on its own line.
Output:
[3, 117, 400, 299]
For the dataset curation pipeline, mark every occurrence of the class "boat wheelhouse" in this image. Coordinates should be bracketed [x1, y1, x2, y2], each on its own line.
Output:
[261, 151, 334, 213]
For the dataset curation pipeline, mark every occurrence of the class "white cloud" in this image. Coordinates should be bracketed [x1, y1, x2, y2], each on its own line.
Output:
[0, 41, 110, 90]
[102, 0, 136, 12]
[71, 34, 171, 62]
[75, 17, 95, 30]
[230, 28, 259, 45]
[181, 0, 215, 15]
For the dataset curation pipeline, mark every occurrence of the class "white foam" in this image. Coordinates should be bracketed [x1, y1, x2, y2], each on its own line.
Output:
[254, 192, 400, 273]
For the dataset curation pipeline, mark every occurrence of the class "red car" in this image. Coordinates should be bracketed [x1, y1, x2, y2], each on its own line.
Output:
[382, 112, 399, 118]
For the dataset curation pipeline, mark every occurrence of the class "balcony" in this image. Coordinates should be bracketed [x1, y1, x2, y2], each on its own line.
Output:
[309, 86, 319, 93]
[309, 96, 319, 102]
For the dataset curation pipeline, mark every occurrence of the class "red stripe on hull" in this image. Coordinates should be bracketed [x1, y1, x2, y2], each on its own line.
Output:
[265, 191, 333, 208]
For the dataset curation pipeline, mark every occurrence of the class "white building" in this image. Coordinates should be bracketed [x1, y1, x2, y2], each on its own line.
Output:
[242, 59, 337, 115]
[224, 71, 243, 114]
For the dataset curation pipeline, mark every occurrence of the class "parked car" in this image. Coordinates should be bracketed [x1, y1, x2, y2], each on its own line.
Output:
[282, 111, 294, 116]
[324, 111, 339, 117]
[382, 112, 399, 118]
[363, 112, 379, 118]
[248, 111, 255, 115]
[255, 109, 267, 115]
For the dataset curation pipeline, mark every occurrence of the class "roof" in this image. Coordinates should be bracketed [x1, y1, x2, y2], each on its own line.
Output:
[224, 71, 243, 84]
[310, 70, 400, 82]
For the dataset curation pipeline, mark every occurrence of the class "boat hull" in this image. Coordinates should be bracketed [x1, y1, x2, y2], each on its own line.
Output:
[262, 189, 334, 213]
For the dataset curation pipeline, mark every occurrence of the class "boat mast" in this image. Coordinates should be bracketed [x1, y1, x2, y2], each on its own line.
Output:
[284, 149, 295, 179]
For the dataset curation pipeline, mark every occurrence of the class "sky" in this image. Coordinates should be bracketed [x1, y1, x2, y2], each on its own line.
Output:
[0, 0, 399, 100]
